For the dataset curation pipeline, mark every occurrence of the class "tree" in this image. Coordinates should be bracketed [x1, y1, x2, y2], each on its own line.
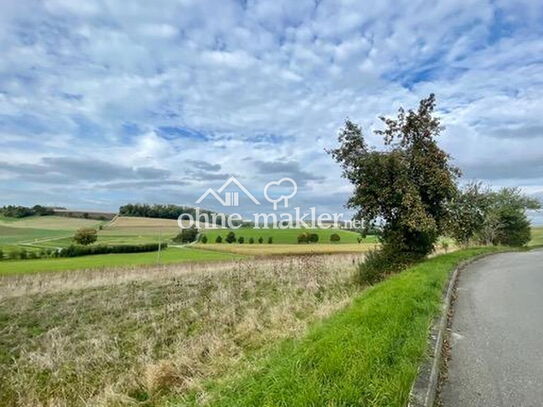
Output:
[225, 231, 236, 244]
[238, 236, 245, 244]
[486, 188, 539, 246]
[0, 248, 3, 260]
[330, 233, 341, 242]
[73, 228, 98, 245]
[308, 233, 319, 243]
[249, 237, 255, 244]
[447, 182, 491, 246]
[258, 236, 264, 244]
[297, 233, 308, 243]
[268, 237, 273, 244]
[329, 94, 459, 261]
[173, 226, 199, 243]
[201, 235, 208, 244]
[215, 235, 223, 243]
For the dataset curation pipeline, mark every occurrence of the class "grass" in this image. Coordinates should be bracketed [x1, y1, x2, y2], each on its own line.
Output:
[178, 246, 507, 407]
[0, 215, 101, 230]
[0, 254, 361, 406]
[196, 243, 377, 256]
[0, 225, 70, 247]
[529, 226, 543, 246]
[0, 247, 242, 275]
[201, 228, 374, 244]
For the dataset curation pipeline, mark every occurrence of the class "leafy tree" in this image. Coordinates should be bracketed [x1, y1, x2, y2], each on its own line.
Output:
[258, 236, 264, 244]
[19, 249, 28, 260]
[173, 226, 199, 243]
[297, 233, 308, 243]
[447, 182, 491, 246]
[0, 248, 3, 260]
[249, 237, 255, 244]
[238, 236, 245, 244]
[308, 233, 319, 243]
[201, 235, 208, 244]
[225, 231, 237, 244]
[330, 233, 341, 242]
[215, 235, 223, 243]
[268, 237, 273, 244]
[73, 228, 98, 245]
[329, 94, 459, 261]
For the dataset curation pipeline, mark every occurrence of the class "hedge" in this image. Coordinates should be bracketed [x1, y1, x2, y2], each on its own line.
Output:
[58, 243, 166, 258]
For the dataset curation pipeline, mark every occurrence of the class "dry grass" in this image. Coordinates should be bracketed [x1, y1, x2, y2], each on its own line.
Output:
[103, 216, 219, 236]
[0, 215, 100, 230]
[0, 254, 362, 406]
[195, 243, 378, 256]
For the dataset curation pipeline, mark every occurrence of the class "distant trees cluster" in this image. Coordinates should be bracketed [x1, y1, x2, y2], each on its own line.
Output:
[58, 243, 164, 257]
[200, 231, 272, 244]
[119, 203, 238, 226]
[297, 232, 319, 243]
[0, 205, 54, 218]
[173, 227, 199, 244]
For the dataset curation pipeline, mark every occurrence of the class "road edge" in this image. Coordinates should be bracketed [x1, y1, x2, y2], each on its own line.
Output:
[407, 252, 498, 407]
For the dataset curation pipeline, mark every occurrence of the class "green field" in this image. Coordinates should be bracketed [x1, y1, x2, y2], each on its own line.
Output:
[0, 247, 242, 275]
[529, 226, 543, 246]
[201, 228, 374, 244]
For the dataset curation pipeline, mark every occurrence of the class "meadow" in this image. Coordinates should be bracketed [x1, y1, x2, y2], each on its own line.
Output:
[0, 254, 361, 406]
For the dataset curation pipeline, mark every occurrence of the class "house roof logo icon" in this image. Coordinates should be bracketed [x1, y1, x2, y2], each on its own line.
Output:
[196, 176, 260, 207]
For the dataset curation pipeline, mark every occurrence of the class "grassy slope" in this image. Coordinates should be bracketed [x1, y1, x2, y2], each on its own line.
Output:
[201, 228, 375, 244]
[0, 215, 101, 230]
[0, 247, 242, 276]
[188, 247, 505, 407]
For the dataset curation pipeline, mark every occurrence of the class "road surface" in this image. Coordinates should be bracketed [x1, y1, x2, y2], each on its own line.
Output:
[441, 250, 543, 406]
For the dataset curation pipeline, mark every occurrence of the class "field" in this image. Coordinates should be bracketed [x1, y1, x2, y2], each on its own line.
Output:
[0, 254, 362, 406]
[529, 226, 543, 246]
[0, 215, 101, 230]
[200, 227, 372, 244]
[0, 247, 242, 276]
[197, 243, 377, 256]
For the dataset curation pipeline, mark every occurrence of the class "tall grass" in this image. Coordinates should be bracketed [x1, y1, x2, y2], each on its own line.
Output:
[0, 254, 361, 406]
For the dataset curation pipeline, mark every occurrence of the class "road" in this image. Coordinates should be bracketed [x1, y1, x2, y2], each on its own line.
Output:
[441, 250, 543, 406]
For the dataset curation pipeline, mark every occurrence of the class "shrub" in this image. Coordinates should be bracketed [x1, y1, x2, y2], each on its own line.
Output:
[215, 235, 223, 243]
[173, 226, 198, 243]
[330, 233, 341, 242]
[238, 236, 245, 244]
[297, 233, 308, 243]
[8, 249, 20, 260]
[27, 251, 37, 259]
[258, 237, 264, 244]
[73, 228, 98, 245]
[308, 233, 319, 243]
[19, 249, 28, 260]
[249, 237, 255, 244]
[357, 248, 417, 285]
[58, 243, 165, 258]
[0, 249, 3, 260]
[225, 231, 236, 244]
[200, 235, 208, 244]
[268, 237, 273, 244]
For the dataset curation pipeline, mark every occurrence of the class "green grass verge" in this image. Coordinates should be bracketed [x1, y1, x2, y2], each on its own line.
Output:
[0, 247, 243, 276]
[201, 228, 376, 244]
[183, 247, 505, 407]
[529, 226, 543, 246]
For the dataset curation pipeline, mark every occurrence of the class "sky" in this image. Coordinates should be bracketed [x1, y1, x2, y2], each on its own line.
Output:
[1, 0, 542, 222]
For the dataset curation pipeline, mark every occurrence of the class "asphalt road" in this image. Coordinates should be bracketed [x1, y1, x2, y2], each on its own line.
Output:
[442, 250, 543, 406]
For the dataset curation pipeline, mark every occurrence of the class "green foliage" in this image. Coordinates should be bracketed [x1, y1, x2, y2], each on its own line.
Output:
[173, 226, 199, 244]
[0, 205, 54, 218]
[225, 231, 237, 244]
[19, 249, 28, 260]
[356, 247, 415, 285]
[268, 237, 273, 244]
[73, 228, 98, 246]
[215, 235, 223, 243]
[297, 233, 308, 243]
[329, 94, 459, 259]
[0, 249, 3, 260]
[258, 237, 264, 244]
[447, 182, 490, 245]
[59, 243, 165, 258]
[249, 237, 255, 244]
[330, 233, 341, 242]
[201, 235, 208, 244]
[238, 236, 245, 244]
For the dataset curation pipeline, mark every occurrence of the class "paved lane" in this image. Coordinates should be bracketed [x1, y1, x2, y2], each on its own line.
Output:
[442, 250, 543, 407]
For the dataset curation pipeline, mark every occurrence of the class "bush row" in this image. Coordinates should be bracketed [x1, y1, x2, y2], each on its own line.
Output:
[58, 243, 165, 257]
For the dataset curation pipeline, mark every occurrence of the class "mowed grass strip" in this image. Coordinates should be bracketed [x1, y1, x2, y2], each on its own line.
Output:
[190, 247, 505, 407]
[529, 226, 543, 246]
[0, 247, 242, 275]
[201, 228, 375, 244]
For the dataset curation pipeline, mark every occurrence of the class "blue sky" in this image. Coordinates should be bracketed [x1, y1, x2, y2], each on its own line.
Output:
[1, 0, 543, 221]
